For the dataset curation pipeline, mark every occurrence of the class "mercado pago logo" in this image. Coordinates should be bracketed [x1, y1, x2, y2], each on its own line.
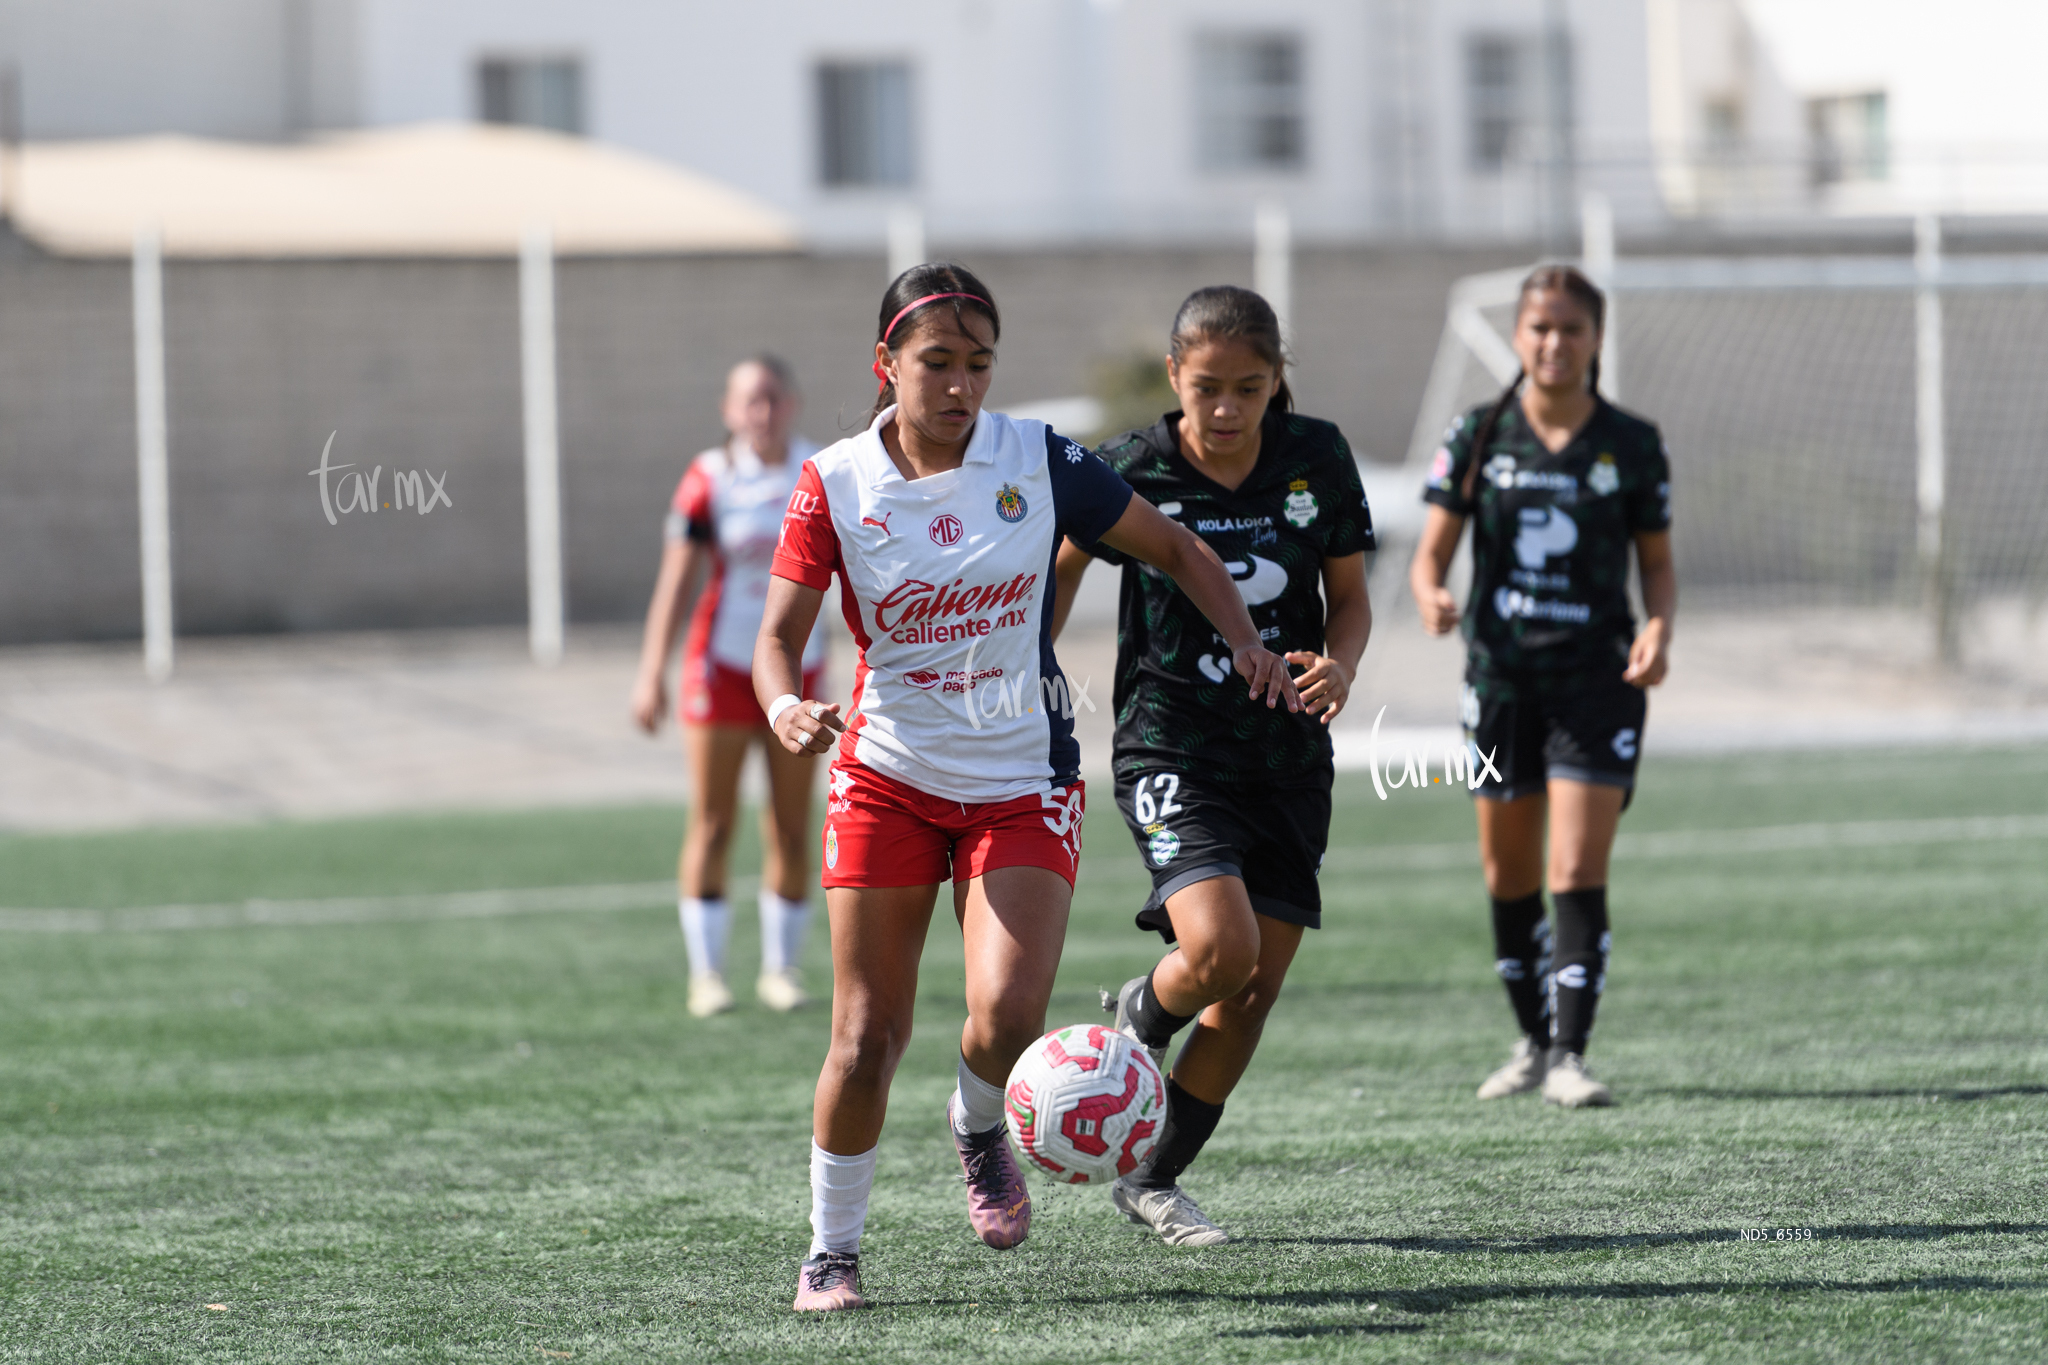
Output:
[308, 431, 452, 525]
[1366, 705, 1501, 800]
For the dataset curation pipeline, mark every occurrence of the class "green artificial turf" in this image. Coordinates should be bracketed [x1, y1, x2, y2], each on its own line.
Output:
[2, 745, 2045, 1362]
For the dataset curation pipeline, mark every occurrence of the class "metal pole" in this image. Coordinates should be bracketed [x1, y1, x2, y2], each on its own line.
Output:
[1254, 200, 1292, 347]
[132, 226, 174, 681]
[1914, 212, 1954, 662]
[887, 202, 924, 282]
[0, 64, 20, 225]
[520, 224, 565, 666]
[1581, 190, 1619, 401]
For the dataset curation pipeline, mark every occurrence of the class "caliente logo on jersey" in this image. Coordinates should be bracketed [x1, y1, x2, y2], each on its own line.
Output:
[869, 573, 1039, 642]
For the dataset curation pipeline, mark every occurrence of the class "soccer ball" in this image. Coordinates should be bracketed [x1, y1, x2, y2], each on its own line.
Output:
[1005, 1023, 1165, 1184]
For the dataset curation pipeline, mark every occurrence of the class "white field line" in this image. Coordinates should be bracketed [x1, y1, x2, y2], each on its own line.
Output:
[0, 881, 677, 934]
[1323, 812, 2048, 874]
[4, 814, 2042, 933]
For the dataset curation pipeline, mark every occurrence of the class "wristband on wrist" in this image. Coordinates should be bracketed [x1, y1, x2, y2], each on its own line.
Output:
[766, 693, 802, 729]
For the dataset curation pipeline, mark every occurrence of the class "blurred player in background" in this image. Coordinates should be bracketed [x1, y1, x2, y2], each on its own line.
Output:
[1055, 285, 1373, 1246]
[756, 264, 1297, 1311]
[631, 356, 828, 1018]
[1408, 265, 1676, 1108]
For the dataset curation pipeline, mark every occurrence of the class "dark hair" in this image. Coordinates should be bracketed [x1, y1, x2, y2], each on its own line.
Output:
[733, 352, 798, 398]
[871, 262, 1001, 420]
[1460, 264, 1606, 504]
[1168, 285, 1292, 414]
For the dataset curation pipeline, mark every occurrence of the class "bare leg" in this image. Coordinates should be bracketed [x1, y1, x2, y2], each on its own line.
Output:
[1545, 780, 1625, 891]
[759, 734, 819, 901]
[954, 865, 1074, 1086]
[813, 883, 939, 1155]
[1169, 909, 1305, 1106]
[1475, 793, 1547, 899]
[680, 724, 754, 899]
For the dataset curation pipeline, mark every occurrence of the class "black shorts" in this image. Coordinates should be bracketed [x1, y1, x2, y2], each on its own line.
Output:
[1113, 768, 1331, 943]
[1461, 669, 1648, 805]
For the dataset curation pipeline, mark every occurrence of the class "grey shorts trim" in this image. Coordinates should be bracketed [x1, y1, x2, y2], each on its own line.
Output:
[1546, 764, 1636, 792]
[1147, 860, 1242, 909]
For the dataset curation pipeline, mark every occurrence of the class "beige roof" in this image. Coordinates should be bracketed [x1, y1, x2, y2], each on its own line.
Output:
[8, 123, 800, 258]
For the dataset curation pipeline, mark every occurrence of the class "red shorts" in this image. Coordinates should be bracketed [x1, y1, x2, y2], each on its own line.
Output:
[680, 656, 823, 728]
[821, 760, 1086, 889]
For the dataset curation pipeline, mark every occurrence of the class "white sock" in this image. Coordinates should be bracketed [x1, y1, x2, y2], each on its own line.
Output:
[758, 891, 809, 977]
[679, 897, 729, 977]
[808, 1141, 877, 1257]
[951, 1055, 1008, 1136]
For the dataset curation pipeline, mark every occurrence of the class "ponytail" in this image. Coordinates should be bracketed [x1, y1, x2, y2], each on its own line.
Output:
[1459, 373, 1524, 507]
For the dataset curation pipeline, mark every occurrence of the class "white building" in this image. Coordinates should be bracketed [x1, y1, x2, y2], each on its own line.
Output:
[0, 0, 2040, 246]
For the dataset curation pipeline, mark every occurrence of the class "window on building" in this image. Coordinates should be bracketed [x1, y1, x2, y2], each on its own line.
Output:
[1702, 96, 1745, 156]
[477, 56, 584, 136]
[1194, 32, 1306, 173]
[817, 61, 915, 188]
[1465, 34, 1523, 172]
[1808, 91, 1887, 185]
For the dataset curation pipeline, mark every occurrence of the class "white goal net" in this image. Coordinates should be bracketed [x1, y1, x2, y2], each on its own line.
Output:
[1406, 219, 2048, 685]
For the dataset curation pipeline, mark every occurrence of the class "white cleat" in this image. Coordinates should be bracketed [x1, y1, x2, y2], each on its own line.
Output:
[1101, 976, 1167, 1073]
[756, 969, 809, 1012]
[1111, 1176, 1231, 1247]
[688, 971, 735, 1018]
[1542, 1050, 1613, 1108]
[1476, 1036, 1550, 1099]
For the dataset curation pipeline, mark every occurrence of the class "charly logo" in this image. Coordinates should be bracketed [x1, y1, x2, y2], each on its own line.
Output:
[995, 483, 1028, 523]
[1282, 478, 1318, 528]
[308, 431, 451, 526]
[1223, 555, 1288, 605]
[1514, 506, 1579, 568]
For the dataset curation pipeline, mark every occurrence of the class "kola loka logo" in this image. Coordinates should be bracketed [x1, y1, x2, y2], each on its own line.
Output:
[309, 431, 451, 525]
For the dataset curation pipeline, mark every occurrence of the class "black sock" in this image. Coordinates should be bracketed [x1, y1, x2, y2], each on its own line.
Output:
[1132, 1078, 1224, 1190]
[1549, 888, 1610, 1057]
[1128, 964, 1196, 1050]
[1490, 892, 1552, 1047]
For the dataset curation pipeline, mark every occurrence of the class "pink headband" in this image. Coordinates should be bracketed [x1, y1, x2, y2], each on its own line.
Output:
[871, 292, 987, 391]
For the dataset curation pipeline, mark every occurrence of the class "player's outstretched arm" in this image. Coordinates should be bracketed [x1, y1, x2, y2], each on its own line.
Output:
[1624, 529, 1676, 688]
[630, 537, 709, 733]
[1050, 538, 1093, 642]
[1409, 505, 1465, 636]
[1093, 494, 1300, 712]
[755, 575, 845, 755]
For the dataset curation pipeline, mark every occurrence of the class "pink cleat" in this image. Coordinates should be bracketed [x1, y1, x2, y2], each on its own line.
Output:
[948, 1096, 1032, 1249]
[792, 1251, 866, 1312]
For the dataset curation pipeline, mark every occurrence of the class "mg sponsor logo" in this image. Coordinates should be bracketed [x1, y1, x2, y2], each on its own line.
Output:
[928, 513, 963, 545]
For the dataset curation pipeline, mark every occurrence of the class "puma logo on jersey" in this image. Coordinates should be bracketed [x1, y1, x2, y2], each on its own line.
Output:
[861, 513, 893, 535]
[1514, 506, 1579, 568]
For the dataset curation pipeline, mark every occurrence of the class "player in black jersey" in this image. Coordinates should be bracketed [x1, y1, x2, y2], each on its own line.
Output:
[1053, 286, 1373, 1244]
[1409, 265, 1676, 1108]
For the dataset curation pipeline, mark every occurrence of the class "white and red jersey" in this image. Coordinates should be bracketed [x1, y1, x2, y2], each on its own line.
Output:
[771, 406, 1133, 804]
[669, 439, 828, 673]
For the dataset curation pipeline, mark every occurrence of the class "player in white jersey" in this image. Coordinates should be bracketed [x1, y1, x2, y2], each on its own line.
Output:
[754, 264, 1300, 1312]
[631, 356, 829, 1018]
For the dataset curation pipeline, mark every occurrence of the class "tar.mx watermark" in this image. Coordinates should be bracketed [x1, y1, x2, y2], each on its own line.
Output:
[957, 633, 1096, 730]
[308, 431, 453, 526]
[1367, 705, 1500, 800]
